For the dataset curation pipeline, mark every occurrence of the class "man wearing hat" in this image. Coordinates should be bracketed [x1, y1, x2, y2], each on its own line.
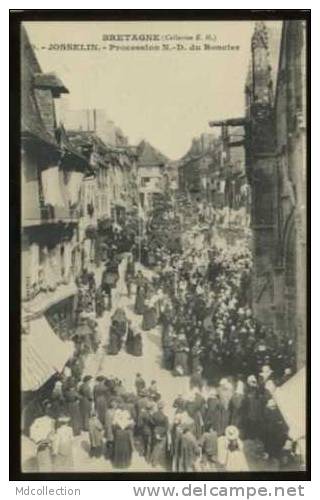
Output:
[136, 387, 149, 413]
[148, 380, 161, 402]
[135, 373, 146, 397]
[138, 400, 155, 462]
[190, 366, 204, 392]
[173, 394, 186, 413]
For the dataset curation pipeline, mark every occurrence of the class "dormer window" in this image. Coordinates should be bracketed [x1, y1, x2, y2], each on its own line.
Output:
[33, 72, 69, 98]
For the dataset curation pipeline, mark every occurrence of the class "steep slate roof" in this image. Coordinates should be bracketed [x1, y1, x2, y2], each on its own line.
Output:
[21, 25, 58, 147]
[137, 140, 168, 167]
[67, 130, 136, 168]
[56, 125, 89, 167]
[178, 134, 218, 168]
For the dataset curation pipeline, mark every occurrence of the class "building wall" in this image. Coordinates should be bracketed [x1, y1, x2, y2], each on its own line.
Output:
[278, 21, 307, 368]
[21, 28, 84, 315]
[246, 20, 307, 368]
[21, 225, 79, 302]
[34, 89, 56, 135]
[138, 165, 164, 211]
[21, 148, 42, 225]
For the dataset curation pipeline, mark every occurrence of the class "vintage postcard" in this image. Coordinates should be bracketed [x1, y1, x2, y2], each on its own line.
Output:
[11, 11, 309, 478]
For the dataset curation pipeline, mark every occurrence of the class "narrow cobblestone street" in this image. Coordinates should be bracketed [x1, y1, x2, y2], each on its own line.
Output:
[68, 256, 276, 473]
[72, 258, 189, 472]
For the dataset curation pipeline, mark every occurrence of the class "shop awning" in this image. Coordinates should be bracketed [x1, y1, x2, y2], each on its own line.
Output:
[22, 282, 78, 321]
[273, 367, 306, 441]
[22, 316, 74, 392]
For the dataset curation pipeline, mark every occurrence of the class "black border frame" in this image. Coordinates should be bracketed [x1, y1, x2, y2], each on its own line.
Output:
[9, 9, 311, 482]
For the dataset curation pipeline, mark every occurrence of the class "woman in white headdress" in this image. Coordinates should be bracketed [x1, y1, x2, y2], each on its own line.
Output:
[224, 425, 249, 472]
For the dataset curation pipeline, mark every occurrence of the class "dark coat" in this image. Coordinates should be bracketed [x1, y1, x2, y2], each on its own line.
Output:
[79, 381, 93, 431]
[180, 431, 200, 472]
[64, 388, 82, 436]
[94, 382, 109, 426]
[132, 334, 143, 356]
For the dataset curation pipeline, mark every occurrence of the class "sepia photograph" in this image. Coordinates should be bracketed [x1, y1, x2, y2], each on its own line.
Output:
[11, 10, 309, 478]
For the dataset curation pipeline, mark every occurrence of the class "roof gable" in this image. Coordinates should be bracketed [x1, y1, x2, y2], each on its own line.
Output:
[137, 140, 168, 167]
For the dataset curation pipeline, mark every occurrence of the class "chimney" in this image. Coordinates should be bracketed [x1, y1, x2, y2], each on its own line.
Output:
[86, 110, 90, 131]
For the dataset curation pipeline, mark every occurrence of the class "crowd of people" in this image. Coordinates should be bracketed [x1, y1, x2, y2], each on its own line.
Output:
[110, 224, 301, 470]
[125, 231, 296, 387]
[24, 199, 305, 473]
[32, 363, 303, 473]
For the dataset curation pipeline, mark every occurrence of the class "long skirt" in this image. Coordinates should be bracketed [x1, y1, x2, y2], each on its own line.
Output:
[37, 447, 53, 472]
[161, 321, 171, 342]
[215, 406, 230, 437]
[53, 452, 74, 472]
[135, 290, 145, 315]
[191, 355, 202, 373]
[132, 337, 143, 356]
[173, 351, 189, 376]
[126, 335, 134, 355]
[151, 437, 168, 469]
[108, 333, 120, 355]
[163, 347, 174, 370]
[225, 450, 249, 472]
[67, 401, 82, 436]
[142, 307, 157, 331]
[95, 396, 107, 427]
[193, 411, 204, 441]
[113, 428, 133, 469]
[79, 398, 92, 432]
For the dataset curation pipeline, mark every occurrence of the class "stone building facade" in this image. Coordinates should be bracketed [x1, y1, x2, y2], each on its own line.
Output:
[178, 134, 217, 203]
[245, 20, 307, 368]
